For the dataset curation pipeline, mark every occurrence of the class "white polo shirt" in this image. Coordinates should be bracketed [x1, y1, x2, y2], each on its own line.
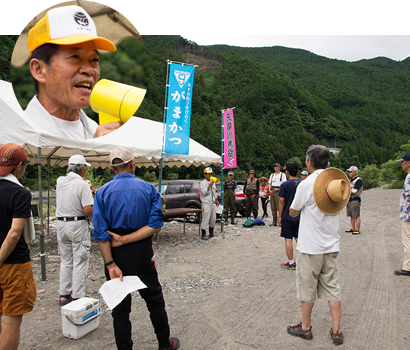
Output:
[56, 172, 94, 217]
[25, 96, 98, 140]
[290, 169, 340, 255]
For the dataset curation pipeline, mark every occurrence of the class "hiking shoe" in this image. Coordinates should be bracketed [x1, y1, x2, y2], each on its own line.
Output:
[330, 328, 343, 345]
[281, 262, 296, 270]
[159, 337, 180, 350]
[287, 322, 313, 340]
[352, 230, 361, 235]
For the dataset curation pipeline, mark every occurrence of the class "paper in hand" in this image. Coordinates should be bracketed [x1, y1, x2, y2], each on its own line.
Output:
[99, 275, 147, 310]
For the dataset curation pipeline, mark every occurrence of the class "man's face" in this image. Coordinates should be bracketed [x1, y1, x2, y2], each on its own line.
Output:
[205, 173, 212, 180]
[249, 173, 255, 179]
[228, 174, 234, 180]
[39, 42, 100, 113]
[348, 171, 356, 179]
[402, 160, 410, 173]
[274, 165, 280, 173]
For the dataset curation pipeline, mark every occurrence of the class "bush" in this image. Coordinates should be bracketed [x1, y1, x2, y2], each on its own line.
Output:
[166, 173, 179, 180]
[359, 164, 381, 190]
[143, 171, 157, 183]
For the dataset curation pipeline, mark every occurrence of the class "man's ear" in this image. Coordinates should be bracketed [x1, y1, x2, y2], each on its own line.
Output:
[29, 58, 47, 84]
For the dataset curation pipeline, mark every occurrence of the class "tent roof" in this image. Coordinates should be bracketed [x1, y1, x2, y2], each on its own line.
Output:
[11, 0, 143, 68]
[0, 80, 221, 168]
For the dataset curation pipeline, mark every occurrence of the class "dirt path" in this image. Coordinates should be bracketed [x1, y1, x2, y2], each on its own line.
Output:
[19, 188, 409, 349]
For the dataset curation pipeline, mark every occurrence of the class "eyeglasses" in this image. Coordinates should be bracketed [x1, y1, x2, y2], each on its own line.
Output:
[22, 159, 30, 165]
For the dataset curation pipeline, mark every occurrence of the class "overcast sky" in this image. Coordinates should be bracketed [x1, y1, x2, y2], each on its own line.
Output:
[3, 0, 410, 62]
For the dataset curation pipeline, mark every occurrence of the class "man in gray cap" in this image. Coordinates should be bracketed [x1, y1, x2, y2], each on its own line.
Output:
[223, 171, 237, 225]
[56, 155, 94, 305]
[345, 166, 363, 235]
[395, 152, 410, 276]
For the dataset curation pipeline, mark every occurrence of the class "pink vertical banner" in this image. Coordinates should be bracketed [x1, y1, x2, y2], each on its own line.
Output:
[223, 108, 237, 168]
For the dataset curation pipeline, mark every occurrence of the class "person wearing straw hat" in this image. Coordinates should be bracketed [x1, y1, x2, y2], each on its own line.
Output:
[258, 176, 269, 219]
[200, 167, 220, 239]
[0, 143, 36, 350]
[394, 152, 410, 276]
[25, 5, 121, 139]
[55, 155, 94, 306]
[287, 145, 349, 346]
[93, 146, 180, 350]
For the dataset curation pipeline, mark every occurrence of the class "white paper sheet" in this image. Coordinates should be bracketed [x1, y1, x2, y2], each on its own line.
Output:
[99, 276, 147, 310]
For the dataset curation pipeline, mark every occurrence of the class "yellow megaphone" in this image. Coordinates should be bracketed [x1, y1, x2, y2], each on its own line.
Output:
[90, 79, 147, 125]
[210, 176, 220, 184]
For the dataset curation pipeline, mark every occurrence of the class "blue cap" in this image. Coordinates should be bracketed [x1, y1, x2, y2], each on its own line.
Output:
[274, 163, 281, 167]
[397, 153, 410, 162]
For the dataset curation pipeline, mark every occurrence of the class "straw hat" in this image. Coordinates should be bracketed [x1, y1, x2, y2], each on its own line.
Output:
[259, 177, 268, 182]
[313, 168, 350, 215]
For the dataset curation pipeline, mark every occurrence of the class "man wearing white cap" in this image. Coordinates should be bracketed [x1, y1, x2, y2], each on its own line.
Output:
[56, 155, 94, 306]
[25, 5, 121, 140]
[200, 167, 219, 239]
[345, 166, 363, 235]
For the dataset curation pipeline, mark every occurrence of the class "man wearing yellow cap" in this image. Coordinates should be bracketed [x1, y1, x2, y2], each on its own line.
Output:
[25, 5, 121, 140]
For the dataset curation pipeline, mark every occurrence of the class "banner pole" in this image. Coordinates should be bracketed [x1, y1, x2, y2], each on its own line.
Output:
[160, 60, 171, 192]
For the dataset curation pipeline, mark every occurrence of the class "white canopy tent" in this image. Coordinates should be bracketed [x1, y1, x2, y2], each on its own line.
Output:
[0, 81, 221, 167]
[0, 80, 221, 280]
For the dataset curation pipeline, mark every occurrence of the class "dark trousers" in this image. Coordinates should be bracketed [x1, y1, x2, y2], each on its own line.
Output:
[261, 197, 269, 216]
[105, 231, 170, 350]
[224, 190, 236, 218]
[245, 191, 258, 218]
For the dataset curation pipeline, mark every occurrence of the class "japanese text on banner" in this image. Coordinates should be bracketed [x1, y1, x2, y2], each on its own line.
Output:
[223, 109, 237, 169]
[164, 63, 195, 155]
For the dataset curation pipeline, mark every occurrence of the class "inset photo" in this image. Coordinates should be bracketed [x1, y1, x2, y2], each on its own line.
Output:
[11, 1, 149, 140]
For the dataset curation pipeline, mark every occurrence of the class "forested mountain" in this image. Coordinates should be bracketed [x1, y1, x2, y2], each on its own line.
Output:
[2, 35, 409, 179]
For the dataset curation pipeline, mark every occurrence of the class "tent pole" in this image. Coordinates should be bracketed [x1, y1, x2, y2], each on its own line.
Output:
[37, 147, 46, 281]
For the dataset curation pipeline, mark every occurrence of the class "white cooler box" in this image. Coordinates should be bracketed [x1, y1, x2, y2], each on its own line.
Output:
[61, 297, 100, 339]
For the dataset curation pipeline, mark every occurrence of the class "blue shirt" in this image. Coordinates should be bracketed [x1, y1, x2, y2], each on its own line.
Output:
[400, 172, 410, 222]
[93, 173, 164, 242]
[278, 178, 301, 221]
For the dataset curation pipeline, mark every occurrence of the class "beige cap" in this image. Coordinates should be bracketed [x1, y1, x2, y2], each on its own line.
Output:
[109, 146, 134, 166]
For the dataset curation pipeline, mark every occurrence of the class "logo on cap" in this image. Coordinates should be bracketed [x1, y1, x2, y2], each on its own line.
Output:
[1, 157, 8, 163]
[73, 12, 89, 27]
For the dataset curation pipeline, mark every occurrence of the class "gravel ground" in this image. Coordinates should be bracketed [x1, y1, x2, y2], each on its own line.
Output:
[18, 187, 409, 349]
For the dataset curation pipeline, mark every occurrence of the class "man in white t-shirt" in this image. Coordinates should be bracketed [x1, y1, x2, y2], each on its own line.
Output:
[287, 145, 350, 346]
[268, 163, 286, 226]
[56, 155, 94, 306]
[25, 5, 121, 140]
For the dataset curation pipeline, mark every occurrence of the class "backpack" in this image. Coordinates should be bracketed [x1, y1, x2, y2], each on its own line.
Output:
[243, 217, 255, 227]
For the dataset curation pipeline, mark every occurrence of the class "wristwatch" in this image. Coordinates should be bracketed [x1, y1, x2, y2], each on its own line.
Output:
[105, 260, 115, 267]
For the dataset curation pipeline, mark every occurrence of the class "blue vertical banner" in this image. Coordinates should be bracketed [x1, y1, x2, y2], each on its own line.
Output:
[164, 63, 195, 155]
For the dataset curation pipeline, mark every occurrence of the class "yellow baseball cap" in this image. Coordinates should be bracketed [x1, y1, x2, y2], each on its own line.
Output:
[28, 5, 116, 55]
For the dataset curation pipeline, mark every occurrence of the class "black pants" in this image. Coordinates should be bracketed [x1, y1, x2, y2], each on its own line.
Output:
[105, 230, 170, 350]
[245, 191, 258, 218]
[261, 197, 269, 215]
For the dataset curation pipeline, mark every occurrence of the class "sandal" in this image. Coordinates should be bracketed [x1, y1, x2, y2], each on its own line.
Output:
[345, 229, 354, 232]
[59, 294, 72, 306]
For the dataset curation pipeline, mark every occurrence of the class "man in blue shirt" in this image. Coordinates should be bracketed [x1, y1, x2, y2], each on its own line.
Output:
[278, 162, 301, 269]
[93, 146, 179, 350]
[395, 152, 410, 276]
